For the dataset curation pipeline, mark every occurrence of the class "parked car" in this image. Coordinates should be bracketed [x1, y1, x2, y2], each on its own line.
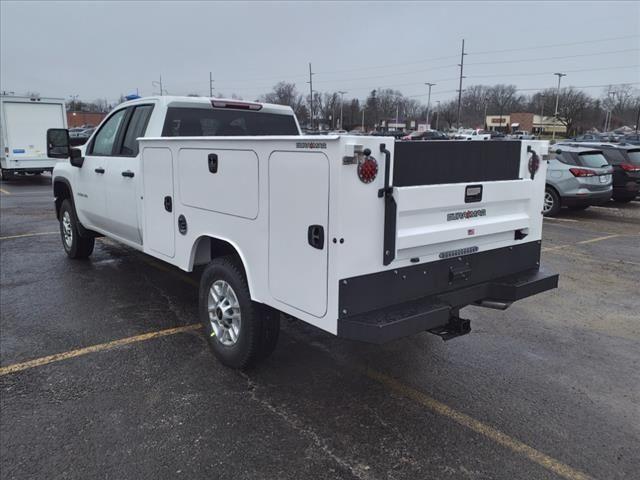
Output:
[78, 127, 95, 139]
[622, 133, 640, 145]
[544, 145, 613, 216]
[570, 133, 604, 142]
[557, 142, 640, 202]
[510, 130, 536, 140]
[401, 130, 448, 141]
[68, 127, 85, 138]
[454, 129, 491, 140]
[489, 131, 506, 139]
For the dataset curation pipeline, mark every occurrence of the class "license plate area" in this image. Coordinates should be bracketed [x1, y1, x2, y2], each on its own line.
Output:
[600, 174, 611, 183]
[465, 184, 483, 203]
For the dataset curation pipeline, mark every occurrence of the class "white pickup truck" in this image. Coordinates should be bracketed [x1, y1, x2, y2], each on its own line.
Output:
[48, 96, 558, 368]
[454, 129, 491, 141]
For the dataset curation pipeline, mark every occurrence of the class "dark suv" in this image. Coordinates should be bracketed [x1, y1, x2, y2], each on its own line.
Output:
[558, 142, 640, 202]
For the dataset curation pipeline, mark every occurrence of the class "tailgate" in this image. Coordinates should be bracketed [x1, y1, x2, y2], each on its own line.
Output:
[388, 140, 546, 263]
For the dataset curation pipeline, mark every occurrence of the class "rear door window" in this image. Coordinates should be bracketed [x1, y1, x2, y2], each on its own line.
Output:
[161, 107, 299, 137]
[625, 150, 640, 165]
[598, 149, 626, 165]
[120, 105, 154, 156]
[577, 152, 609, 168]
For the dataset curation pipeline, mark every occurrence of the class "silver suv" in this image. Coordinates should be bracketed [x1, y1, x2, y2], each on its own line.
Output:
[544, 145, 613, 216]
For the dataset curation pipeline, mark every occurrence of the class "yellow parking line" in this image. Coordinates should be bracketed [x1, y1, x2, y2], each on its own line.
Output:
[0, 324, 201, 376]
[0, 231, 58, 240]
[0, 243, 596, 479]
[542, 233, 622, 252]
[365, 369, 593, 480]
[576, 234, 620, 245]
[0, 188, 11, 195]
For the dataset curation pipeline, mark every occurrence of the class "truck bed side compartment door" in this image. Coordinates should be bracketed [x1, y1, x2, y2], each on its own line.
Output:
[142, 147, 175, 258]
[268, 151, 329, 318]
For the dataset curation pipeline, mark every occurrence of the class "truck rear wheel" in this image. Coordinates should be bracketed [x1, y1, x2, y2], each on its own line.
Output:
[199, 257, 279, 369]
[59, 199, 95, 259]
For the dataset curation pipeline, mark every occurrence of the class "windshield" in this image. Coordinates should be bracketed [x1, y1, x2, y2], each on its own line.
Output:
[162, 107, 300, 137]
[578, 152, 609, 168]
[626, 150, 640, 165]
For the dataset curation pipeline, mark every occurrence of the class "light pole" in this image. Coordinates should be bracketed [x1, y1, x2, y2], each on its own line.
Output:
[552, 73, 566, 141]
[338, 91, 347, 130]
[425, 82, 435, 129]
[435, 101, 440, 130]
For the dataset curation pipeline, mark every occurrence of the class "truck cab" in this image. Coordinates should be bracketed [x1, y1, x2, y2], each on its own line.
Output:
[52, 96, 300, 248]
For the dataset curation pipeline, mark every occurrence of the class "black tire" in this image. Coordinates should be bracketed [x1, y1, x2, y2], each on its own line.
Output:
[613, 196, 634, 203]
[59, 199, 95, 259]
[199, 257, 278, 369]
[0, 168, 15, 181]
[543, 187, 561, 217]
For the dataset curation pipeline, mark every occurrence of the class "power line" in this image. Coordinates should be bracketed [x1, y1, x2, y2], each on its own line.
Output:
[469, 34, 640, 56]
[465, 64, 640, 80]
[466, 48, 640, 66]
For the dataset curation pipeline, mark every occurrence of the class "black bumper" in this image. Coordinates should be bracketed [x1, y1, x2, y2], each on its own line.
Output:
[562, 191, 611, 207]
[337, 241, 558, 344]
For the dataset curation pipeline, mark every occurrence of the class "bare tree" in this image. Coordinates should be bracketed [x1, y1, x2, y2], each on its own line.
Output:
[439, 100, 458, 129]
[261, 82, 307, 122]
[555, 87, 593, 136]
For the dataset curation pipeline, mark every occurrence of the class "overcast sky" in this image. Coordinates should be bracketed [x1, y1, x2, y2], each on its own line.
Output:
[1, 1, 638, 104]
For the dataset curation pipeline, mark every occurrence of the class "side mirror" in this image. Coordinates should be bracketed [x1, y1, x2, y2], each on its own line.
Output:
[70, 148, 84, 168]
[47, 128, 70, 158]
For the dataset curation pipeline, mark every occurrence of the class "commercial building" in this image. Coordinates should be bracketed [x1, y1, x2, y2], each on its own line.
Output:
[67, 111, 107, 128]
[485, 113, 566, 135]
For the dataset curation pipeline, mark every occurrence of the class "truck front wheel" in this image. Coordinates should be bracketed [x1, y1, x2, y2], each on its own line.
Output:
[199, 257, 279, 368]
[59, 199, 95, 259]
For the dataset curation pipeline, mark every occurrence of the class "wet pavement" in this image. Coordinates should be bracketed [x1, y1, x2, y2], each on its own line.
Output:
[1, 174, 639, 480]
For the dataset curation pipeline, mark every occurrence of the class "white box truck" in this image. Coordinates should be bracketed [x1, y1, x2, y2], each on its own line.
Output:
[47, 96, 558, 368]
[0, 95, 67, 179]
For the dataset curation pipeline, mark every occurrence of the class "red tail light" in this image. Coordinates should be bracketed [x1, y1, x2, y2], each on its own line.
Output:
[620, 163, 640, 172]
[358, 156, 378, 183]
[569, 168, 597, 177]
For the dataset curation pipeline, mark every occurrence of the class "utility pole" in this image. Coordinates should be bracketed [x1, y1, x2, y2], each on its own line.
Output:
[69, 95, 79, 111]
[435, 101, 440, 130]
[456, 39, 467, 128]
[539, 94, 545, 136]
[152, 76, 165, 96]
[483, 101, 488, 130]
[209, 72, 214, 97]
[361, 108, 365, 131]
[425, 82, 435, 129]
[338, 91, 347, 130]
[307, 63, 314, 130]
[552, 72, 566, 141]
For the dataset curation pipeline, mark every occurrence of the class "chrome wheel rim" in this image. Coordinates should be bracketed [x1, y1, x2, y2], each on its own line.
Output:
[62, 211, 73, 248]
[543, 192, 554, 213]
[207, 280, 241, 346]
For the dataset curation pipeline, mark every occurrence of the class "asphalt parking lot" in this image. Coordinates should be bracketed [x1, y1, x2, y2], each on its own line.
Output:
[1, 174, 639, 480]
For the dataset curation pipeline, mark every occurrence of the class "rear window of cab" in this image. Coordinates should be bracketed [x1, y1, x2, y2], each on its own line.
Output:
[161, 107, 299, 137]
